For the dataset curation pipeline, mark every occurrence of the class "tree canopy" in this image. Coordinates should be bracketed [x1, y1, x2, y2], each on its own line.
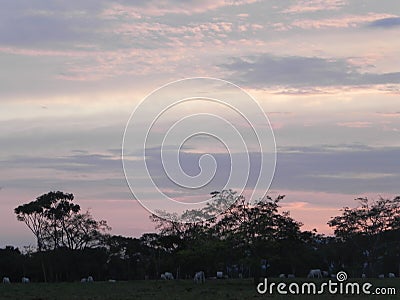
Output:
[7, 190, 400, 282]
[328, 196, 400, 276]
[15, 191, 110, 251]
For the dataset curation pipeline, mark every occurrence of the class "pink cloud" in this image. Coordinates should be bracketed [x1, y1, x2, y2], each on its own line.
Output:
[270, 22, 291, 31]
[111, 21, 236, 38]
[346, 54, 383, 71]
[0, 47, 88, 58]
[100, 4, 142, 20]
[337, 121, 372, 128]
[291, 13, 398, 29]
[376, 112, 400, 117]
[270, 122, 285, 130]
[283, 0, 346, 14]
[101, 0, 260, 18]
[0, 44, 193, 81]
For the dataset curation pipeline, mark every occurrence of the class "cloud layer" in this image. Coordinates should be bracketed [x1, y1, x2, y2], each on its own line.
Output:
[222, 54, 400, 88]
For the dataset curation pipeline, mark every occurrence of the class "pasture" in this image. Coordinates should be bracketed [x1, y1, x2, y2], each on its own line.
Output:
[0, 278, 399, 300]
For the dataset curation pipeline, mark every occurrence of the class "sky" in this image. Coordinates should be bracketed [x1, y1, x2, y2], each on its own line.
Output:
[1, 0, 400, 248]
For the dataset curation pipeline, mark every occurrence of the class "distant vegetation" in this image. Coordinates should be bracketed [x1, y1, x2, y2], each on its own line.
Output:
[1, 190, 400, 282]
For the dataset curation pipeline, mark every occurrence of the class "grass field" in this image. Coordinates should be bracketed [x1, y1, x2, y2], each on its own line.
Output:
[0, 278, 399, 300]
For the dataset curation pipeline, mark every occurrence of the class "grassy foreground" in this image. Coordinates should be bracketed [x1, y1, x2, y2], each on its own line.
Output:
[0, 278, 399, 300]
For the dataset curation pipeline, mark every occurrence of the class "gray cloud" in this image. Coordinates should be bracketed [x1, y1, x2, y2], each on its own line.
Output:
[0, 152, 129, 200]
[368, 17, 400, 28]
[222, 54, 400, 88]
[277, 143, 374, 153]
[0, 1, 105, 46]
[273, 146, 400, 195]
[2, 144, 399, 206]
[129, 145, 400, 199]
[0, 15, 81, 46]
[2, 152, 123, 175]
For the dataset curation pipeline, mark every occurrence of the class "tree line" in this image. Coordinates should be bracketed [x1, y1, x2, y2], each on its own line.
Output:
[1, 190, 399, 282]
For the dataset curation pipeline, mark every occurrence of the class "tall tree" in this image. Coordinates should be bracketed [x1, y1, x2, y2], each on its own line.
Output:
[328, 196, 400, 275]
[15, 191, 110, 251]
[15, 191, 77, 250]
[15, 200, 47, 251]
[40, 191, 78, 250]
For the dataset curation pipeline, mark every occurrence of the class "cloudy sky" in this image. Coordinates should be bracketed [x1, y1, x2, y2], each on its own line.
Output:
[1, 0, 400, 247]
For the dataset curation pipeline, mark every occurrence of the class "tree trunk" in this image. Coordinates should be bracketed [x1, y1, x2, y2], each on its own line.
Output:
[40, 252, 47, 282]
[37, 240, 47, 283]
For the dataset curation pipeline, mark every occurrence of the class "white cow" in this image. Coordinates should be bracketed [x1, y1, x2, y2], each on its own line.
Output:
[87, 276, 94, 282]
[108, 279, 117, 283]
[22, 277, 30, 284]
[2, 277, 10, 284]
[378, 274, 384, 279]
[216, 271, 223, 279]
[81, 278, 87, 283]
[164, 272, 174, 280]
[194, 271, 205, 284]
[307, 269, 322, 278]
[388, 273, 395, 278]
[287, 274, 295, 278]
[160, 274, 166, 280]
[279, 274, 286, 278]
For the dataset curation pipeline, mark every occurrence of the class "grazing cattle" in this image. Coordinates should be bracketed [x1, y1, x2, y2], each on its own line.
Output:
[164, 272, 174, 280]
[307, 269, 322, 278]
[287, 274, 295, 279]
[328, 262, 334, 273]
[2, 277, 10, 284]
[160, 274, 166, 280]
[279, 274, 285, 278]
[322, 271, 329, 277]
[363, 262, 368, 270]
[378, 274, 384, 279]
[361, 273, 366, 278]
[216, 272, 223, 279]
[87, 276, 94, 282]
[108, 279, 117, 283]
[22, 277, 30, 284]
[388, 273, 395, 278]
[194, 271, 205, 284]
[80, 278, 87, 283]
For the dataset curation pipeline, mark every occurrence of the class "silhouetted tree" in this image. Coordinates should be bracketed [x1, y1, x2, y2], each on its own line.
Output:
[328, 196, 400, 276]
[15, 191, 110, 251]
[15, 191, 77, 251]
[14, 191, 111, 282]
[150, 190, 306, 280]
